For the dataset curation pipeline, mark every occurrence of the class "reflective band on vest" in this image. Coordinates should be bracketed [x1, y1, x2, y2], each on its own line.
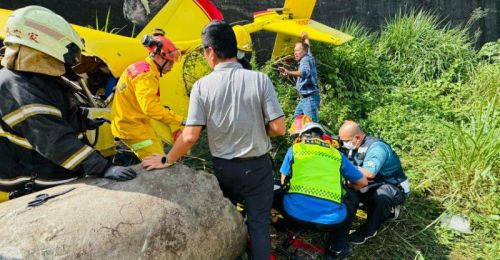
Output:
[290, 139, 343, 203]
[131, 139, 154, 150]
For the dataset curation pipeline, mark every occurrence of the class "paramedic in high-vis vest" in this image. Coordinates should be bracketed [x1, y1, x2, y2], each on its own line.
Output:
[338, 120, 410, 245]
[278, 122, 367, 259]
[110, 30, 183, 160]
[0, 6, 137, 203]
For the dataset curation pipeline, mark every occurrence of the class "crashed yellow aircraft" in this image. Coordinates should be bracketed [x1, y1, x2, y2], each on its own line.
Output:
[0, 0, 352, 156]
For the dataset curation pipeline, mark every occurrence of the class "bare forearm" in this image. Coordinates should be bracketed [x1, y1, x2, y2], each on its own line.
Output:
[286, 70, 301, 77]
[166, 126, 201, 164]
[350, 182, 365, 190]
[349, 175, 368, 190]
[301, 31, 309, 46]
[303, 38, 310, 46]
[357, 166, 376, 179]
[266, 116, 286, 137]
[166, 138, 194, 164]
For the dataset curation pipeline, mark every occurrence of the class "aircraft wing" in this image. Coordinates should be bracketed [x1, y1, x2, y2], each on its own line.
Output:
[264, 19, 353, 46]
[264, 19, 353, 58]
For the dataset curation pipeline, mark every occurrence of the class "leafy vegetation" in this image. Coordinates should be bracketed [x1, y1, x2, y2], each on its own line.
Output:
[186, 9, 499, 259]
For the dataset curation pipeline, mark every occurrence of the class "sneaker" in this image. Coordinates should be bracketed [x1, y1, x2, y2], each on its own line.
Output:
[390, 205, 401, 220]
[349, 230, 378, 245]
[325, 245, 352, 259]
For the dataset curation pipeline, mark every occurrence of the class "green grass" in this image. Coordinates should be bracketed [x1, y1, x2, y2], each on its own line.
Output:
[183, 9, 499, 260]
[377, 10, 477, 85]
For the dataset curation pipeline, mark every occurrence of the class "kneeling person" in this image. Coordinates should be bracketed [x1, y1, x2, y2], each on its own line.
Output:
[279, 122, 367, 258]
[338, 120, 410, 244]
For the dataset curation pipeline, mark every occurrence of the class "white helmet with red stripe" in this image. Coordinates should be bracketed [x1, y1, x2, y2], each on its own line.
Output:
[4, 5, 84, 66]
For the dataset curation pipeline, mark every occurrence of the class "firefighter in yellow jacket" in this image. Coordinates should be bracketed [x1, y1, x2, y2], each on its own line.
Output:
[111, 30, 183, 160]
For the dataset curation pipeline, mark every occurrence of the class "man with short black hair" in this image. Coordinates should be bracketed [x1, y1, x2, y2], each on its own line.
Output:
[142, 20, 286, 259]
[278, 32, 320, 122]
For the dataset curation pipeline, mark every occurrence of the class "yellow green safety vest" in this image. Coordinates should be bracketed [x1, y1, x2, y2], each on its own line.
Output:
[290, 138, 344, 203]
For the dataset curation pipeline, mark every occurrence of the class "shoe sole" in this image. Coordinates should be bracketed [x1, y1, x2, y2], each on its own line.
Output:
[391, 205, 401, 220]
[350, 231, 377, 245]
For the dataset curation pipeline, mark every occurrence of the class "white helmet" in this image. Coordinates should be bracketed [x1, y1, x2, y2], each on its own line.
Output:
[4, 5, 84, 66]
[299, 122, 326, 137]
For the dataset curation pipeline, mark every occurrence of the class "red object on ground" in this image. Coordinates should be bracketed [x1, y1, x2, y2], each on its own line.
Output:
[290, 238, 326, 254]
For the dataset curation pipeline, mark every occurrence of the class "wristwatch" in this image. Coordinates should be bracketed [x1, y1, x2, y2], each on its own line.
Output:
[161, 156, 174, 167]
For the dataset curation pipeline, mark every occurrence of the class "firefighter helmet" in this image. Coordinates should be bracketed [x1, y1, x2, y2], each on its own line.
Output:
[4, 5, 84, 66]
[288, 114, 313, 135]
[141, 33, 180, 62]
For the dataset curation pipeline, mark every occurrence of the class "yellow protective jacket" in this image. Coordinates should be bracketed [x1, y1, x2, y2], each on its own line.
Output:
[111, 57, 182, 140]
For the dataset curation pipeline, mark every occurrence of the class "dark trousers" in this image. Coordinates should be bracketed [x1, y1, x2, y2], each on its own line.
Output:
[357, 183, 405, 235]
[274, 188, 359, 251]
[213, 154, 274, 260]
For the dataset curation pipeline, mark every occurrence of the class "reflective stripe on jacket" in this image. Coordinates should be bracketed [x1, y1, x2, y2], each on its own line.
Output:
[290, 138, 344, 203]
[0, 68, 110, 179]
[111, 57, 182, 140]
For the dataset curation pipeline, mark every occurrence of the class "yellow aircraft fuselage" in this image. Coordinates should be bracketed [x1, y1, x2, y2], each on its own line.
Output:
[0, 0, 352, 156]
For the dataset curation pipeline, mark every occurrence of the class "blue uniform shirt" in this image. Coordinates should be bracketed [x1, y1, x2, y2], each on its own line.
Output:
[280, 147, 363, 224]
[296, 49, 318, 96]
[362, 141, 403, 185]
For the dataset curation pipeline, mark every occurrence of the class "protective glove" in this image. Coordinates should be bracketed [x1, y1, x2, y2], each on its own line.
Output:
[103, 166, 137, 181]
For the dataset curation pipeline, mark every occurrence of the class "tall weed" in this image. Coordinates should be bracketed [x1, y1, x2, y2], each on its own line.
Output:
[478, 39, 500, 63]
[438, 98, 498, 202]
[434, 63, 499, 206]
[377, 10, 477, 85]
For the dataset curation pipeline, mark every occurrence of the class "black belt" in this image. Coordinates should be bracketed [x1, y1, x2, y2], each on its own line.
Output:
[231, 154, 268, 161]
[300, 92, 317, 98]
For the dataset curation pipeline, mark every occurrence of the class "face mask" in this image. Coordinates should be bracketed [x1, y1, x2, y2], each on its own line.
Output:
[343, 141, 356, 150]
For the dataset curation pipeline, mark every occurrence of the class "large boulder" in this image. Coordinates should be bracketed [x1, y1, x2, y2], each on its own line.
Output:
[123, 0, 167, 26]
[0, 164, 247, 259]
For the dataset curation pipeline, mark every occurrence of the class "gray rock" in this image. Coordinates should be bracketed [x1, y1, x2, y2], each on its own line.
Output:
[123, 0, 168, 26]
[0, 164, 247, 259]
[440, 213, 473, 234]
